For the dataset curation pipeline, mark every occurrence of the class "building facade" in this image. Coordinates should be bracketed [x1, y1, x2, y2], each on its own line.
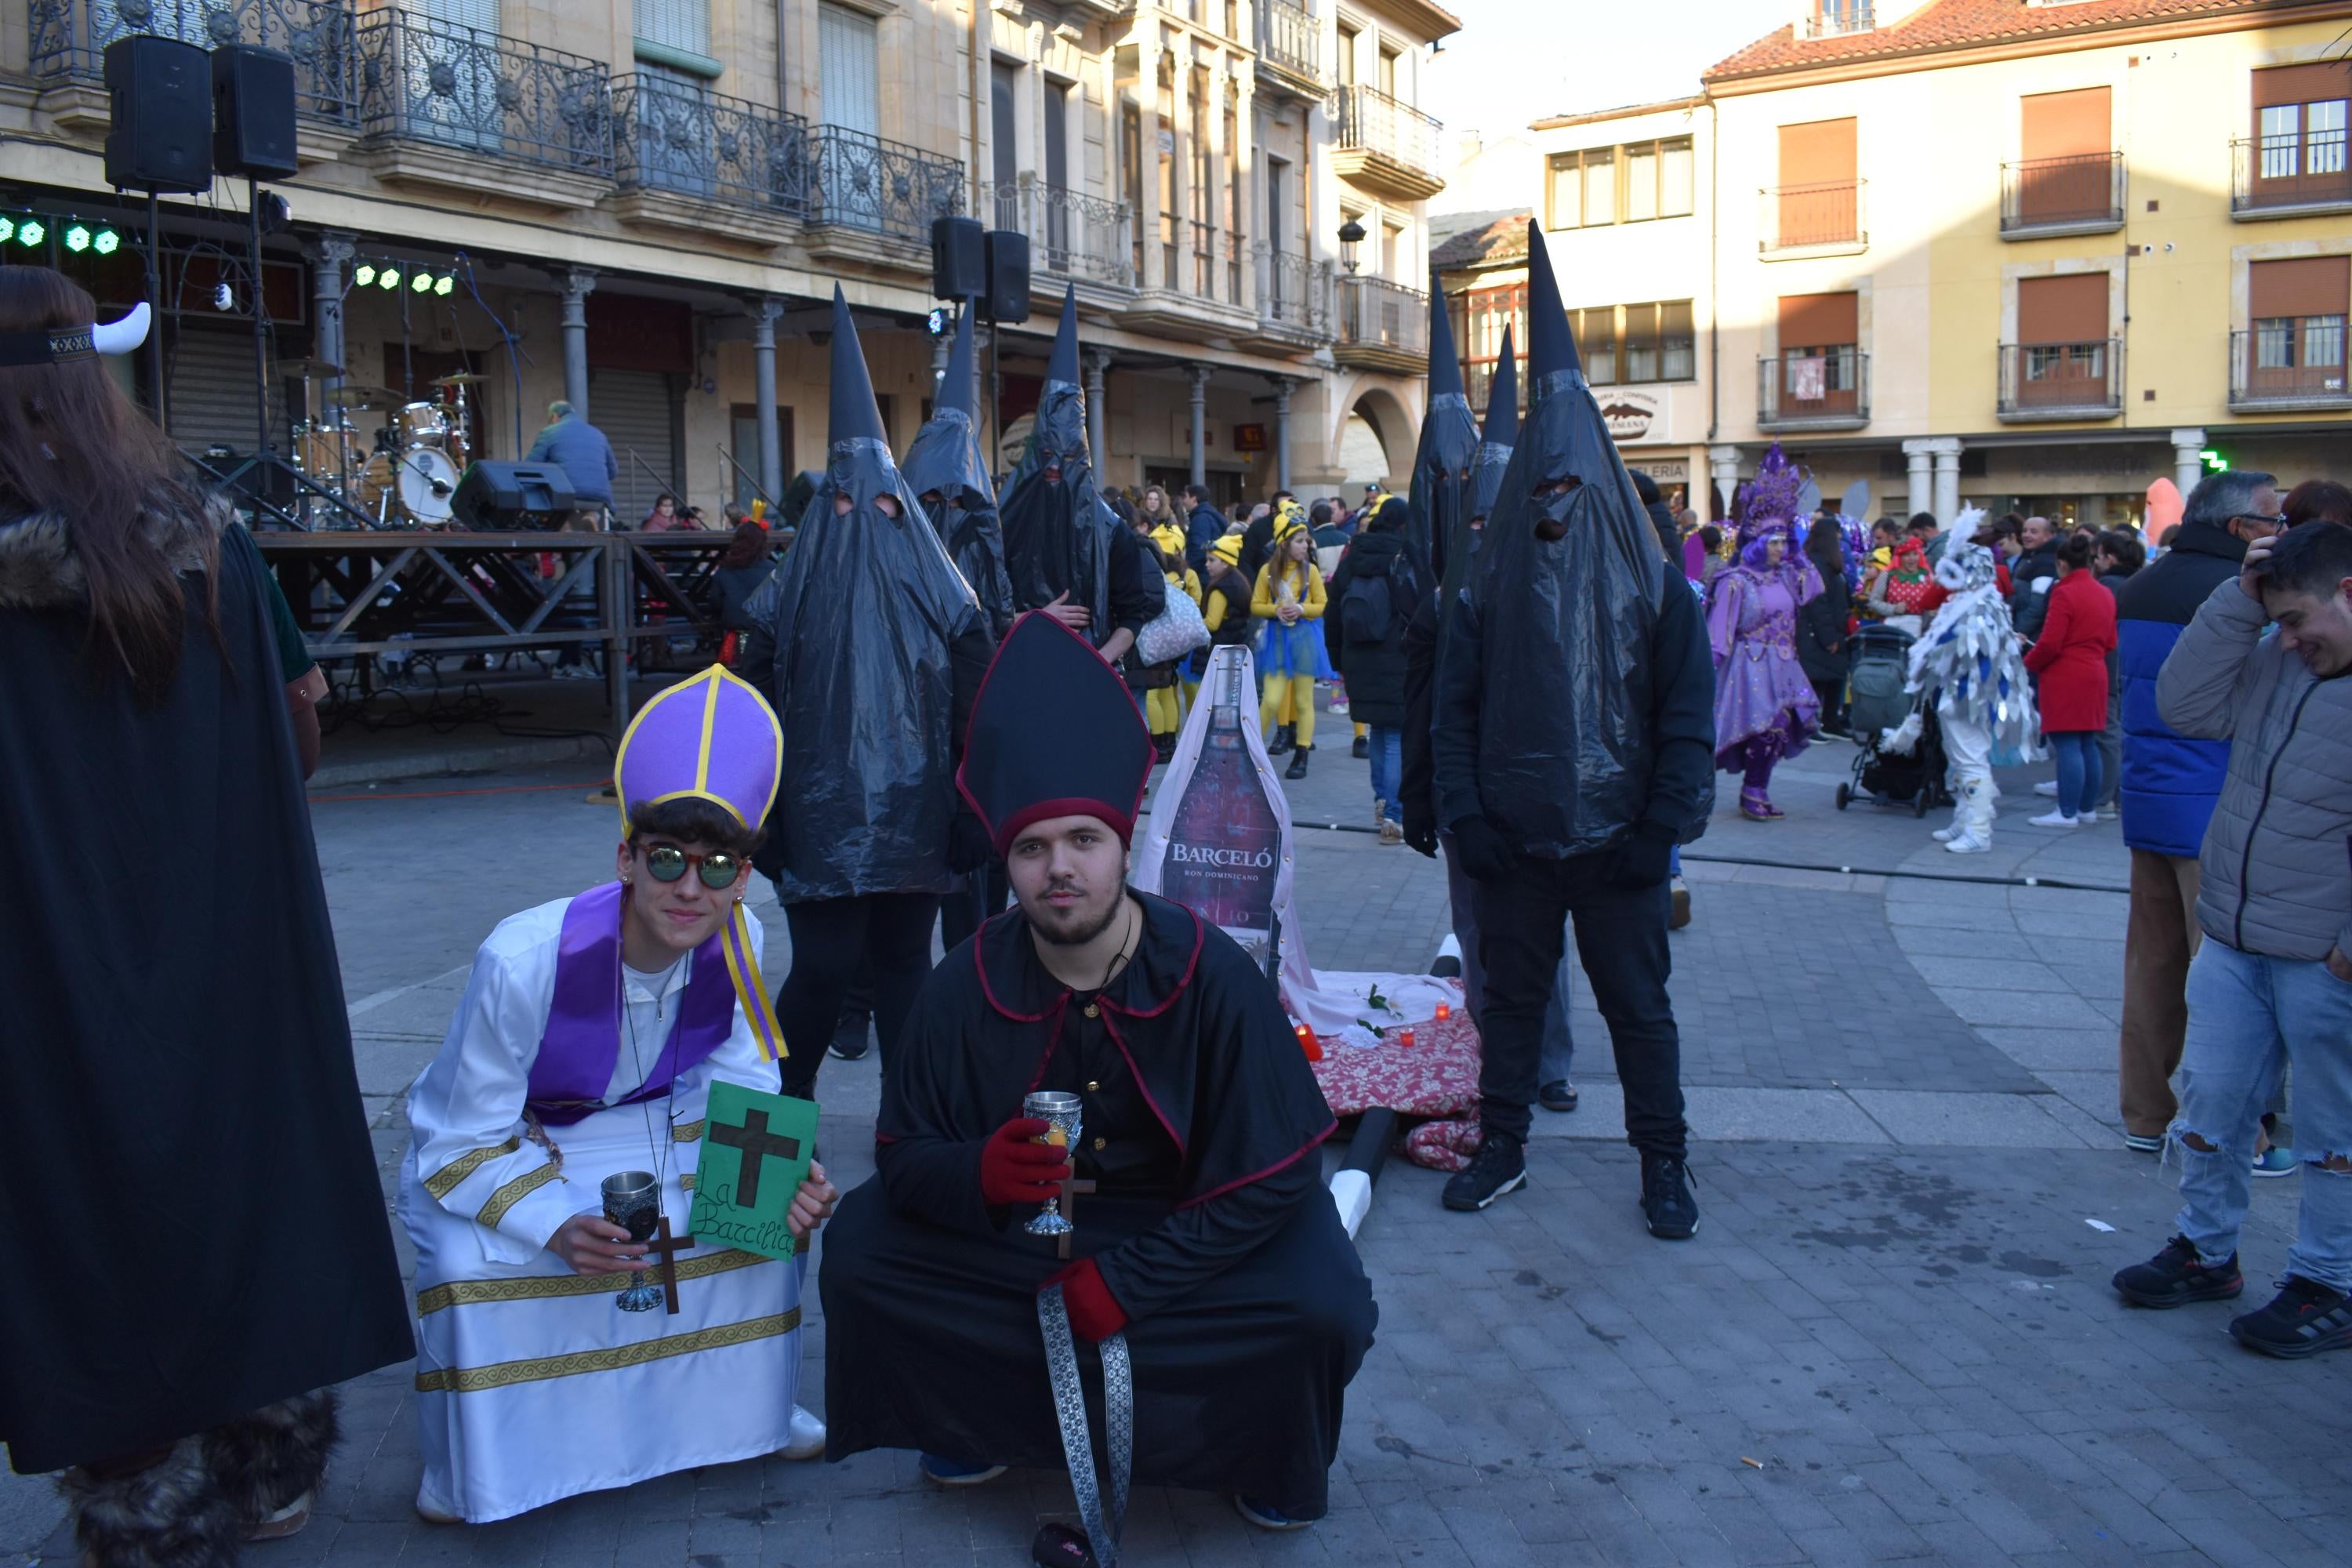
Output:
[1478, 0, 2350, 528]
[0, 0, 1456, 524]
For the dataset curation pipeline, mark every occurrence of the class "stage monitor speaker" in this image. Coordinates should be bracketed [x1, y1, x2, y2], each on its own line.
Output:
[931, 216, 986, 301]
[983, 229, 1031, 325]
[452, 462, 580, 530]
[211, 44, 299, 178]
[103, 35, 214, 194]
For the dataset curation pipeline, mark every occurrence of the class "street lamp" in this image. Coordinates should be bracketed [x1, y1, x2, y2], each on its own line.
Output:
[1338, 216, 1366, 276]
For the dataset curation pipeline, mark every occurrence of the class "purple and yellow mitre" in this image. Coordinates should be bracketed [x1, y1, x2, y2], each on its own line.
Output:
[612, 665, 783, 837]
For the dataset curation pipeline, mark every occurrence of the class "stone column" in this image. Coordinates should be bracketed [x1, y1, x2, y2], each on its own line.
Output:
[751, 296, 784, 504]
[1083, 348, 1112, 474]
[1232, 81, 1258, 314]
[308, 230, 356, 387]
[1136, 42, 1163, 292]
[1930, 437, 1963, 524]
[1707, 443, 1741, 521]
[1271, 374, 1295, 493]
[1900, 438, 1935, 521]
[559, 267, 597, 419]
[1172, 39, 1196, 296]
[1188, 364, 1210, 487]
[2170, 427, 2207, 497]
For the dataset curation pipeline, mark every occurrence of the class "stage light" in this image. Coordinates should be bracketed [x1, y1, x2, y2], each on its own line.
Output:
[18, 220, 45, 248]
[411, 270, 433, 294]
[434, 274, 455, 296]
[378, 267, 400, 291]
[64, 224, 91, 253]
[353, 263, 376, 287]
[0, 218, 15, 245]
[93, 228, 118, 255]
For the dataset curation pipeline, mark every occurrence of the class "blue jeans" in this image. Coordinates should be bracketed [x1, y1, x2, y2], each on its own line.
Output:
[1367, 725, 1401, 814]
[2049, 729, 2101, 817]
[2171, 938, 2352, 1292]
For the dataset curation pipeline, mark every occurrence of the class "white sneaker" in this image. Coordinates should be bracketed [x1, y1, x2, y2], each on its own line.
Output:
[2076, 809, 2099, 825]
[2028, 809, 2079, 828]
[1931, 826, 1956, 842]
[778, 1403, 827, 1461]
[2033, 780, 2059, 797]
[1945, 833, 1991, 854]
[415, 1483, 463, 1525]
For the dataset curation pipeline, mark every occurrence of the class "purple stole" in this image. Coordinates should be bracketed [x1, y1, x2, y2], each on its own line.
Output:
[525, 880, 735, 1127]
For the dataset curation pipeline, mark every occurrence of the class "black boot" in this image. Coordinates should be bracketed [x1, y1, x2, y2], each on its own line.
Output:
[1285, 744, 1312, 780]
[1154, 733, 1176, 764]
[1266, 722, 1294, 757]
[1351, 734, 1369, 760]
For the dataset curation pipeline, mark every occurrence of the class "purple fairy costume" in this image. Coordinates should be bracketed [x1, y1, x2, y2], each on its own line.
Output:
[1707, 445, 1824, 818]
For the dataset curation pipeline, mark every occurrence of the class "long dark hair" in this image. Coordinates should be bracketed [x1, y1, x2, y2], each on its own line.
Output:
[720, 520, 769, 570]
[0, 267, 214, 699]
[1803, 514, 1843, 578]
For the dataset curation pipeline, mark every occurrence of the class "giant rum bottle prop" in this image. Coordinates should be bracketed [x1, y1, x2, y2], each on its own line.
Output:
[1158, 648, 1283, 967]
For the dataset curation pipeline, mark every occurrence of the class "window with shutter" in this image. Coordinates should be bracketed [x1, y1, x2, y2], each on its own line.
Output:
[1776, 118, 1858, 246]
[2250, 64, 2350, 198]
[1776, 292, 1859, 414]
[818, 4, 880, 137]
[2012, 274, 2111, 405]
[992, 62, 1020, 191]
[2248, 256, 2349, 392]
[2017, 87, 2111, 223]
[634, 0, 709, 60]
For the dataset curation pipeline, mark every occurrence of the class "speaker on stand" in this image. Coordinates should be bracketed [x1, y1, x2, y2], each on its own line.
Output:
[103, 35, 213, 430]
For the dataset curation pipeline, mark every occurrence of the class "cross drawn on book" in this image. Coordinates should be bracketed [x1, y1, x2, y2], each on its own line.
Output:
[710, 1109, 802, 1207]
[639, 1218, 696, 1316]
[1054, 1178, 1096, 1261]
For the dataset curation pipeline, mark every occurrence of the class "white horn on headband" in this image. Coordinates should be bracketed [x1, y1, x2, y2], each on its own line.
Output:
[92, 302, 151, 357]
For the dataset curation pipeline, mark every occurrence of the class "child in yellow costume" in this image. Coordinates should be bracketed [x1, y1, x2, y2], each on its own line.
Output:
[1252, 520, 1332, 779]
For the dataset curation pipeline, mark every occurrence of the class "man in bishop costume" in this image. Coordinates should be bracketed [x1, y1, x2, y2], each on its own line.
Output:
[397, 665, 837, 1523]
[821, 611, 1377, 1549]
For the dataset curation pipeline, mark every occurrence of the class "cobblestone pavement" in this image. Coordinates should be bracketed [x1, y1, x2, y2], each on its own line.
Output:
[9, 681, 2339, 1567]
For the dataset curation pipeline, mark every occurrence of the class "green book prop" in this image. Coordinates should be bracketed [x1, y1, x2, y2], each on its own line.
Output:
[688, 1083, 818, 1261]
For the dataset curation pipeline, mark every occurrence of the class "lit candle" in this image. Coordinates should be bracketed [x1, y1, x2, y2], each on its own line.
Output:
[1398, 1026, 1415, 1049]
[1435, 1001, 1451, 1022]
[1294, 1022, 1322, 1062]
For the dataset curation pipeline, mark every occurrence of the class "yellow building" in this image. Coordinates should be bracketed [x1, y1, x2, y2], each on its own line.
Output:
[1468, 0, 2350, 528]
[0, 0, 1457, 522]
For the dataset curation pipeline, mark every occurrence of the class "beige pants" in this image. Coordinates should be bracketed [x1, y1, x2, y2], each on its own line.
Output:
[2118, 850, 2201, 1138]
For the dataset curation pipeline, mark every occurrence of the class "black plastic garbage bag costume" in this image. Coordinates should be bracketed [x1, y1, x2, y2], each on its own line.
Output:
[739, 287, 989, 902]
[1431, 224, 1715, 859]
[902, 306, 1015, 643]
[997, 286, 1115, 637]
[1410, 271, 1483, 607]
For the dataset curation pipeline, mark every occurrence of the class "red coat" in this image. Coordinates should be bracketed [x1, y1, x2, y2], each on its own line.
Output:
[2024, 568, 2118, 732]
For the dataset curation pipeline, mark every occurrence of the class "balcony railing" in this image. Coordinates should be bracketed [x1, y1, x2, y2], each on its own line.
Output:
[1255, 248, 1333, 338]
[1331, 85, 1443, 183]
[1798, 2, 1875, 38]
[984, 180, 1134, 289]
[1337, 275, 1428, 358]
[1760, 180, 1865, 252]
[31, 0, 358, 124]
[1759, 349, 1870, 429]
[807, 125, 963, 242]
[612, 75, 809, 217]
[1257, 0, 1324, 92]
[1998, 339, 2123, 419]
[2230, 325, 2351, 409]
[2233, 132, 2352, 216]
[2001, 152, 2125, 234]
[356, 9, 612, 178]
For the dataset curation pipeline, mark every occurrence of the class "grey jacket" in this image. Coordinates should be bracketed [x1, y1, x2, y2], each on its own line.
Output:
[2156, 577, 2352, 962]
[524, 416, 618, 504]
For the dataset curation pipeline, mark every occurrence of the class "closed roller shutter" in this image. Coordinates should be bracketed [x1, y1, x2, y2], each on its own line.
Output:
[1775, 118, 1857, 246]
[166, 326, 284, 459]
[2017, 274, 2108, 343]
[2021, 87, 2110, 159]
[1777, 291, 1857, 349]
[590, 368, 681, 522]
[819, 3, 880, 136]
[2253, 63, 2352, 108]
[2250, 255, 2349, 318]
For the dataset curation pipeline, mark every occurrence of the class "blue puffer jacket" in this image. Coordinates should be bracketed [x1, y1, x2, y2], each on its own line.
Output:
[2113, 519, 2245, 858]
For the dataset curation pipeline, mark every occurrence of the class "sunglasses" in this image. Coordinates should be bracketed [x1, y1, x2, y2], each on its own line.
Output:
[638, 843, 746, 890]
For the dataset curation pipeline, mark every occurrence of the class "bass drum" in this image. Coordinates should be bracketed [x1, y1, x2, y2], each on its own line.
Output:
[392, 448, 463, 526]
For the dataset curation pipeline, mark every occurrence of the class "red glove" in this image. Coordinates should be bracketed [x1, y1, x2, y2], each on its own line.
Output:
[979, 1116, 1073, 1208]
[1044, 1258, 1128, 1342]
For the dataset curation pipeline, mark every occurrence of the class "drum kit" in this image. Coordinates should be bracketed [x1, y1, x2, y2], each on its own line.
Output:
[289, 361, 483, 528]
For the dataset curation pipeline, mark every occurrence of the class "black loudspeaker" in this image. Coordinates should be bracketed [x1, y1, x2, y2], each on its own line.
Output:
[103, 35, 214, 193]
[983, 229, 1031, 325]
[212, 44, 300, 178]
[452, 463, 580, 530]
[931, 216, 986, 300]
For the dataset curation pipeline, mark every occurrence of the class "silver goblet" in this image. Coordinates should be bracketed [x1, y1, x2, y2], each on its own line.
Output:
[1022, 1091, 1083, 1238]
[600, 1169, 666, 1312]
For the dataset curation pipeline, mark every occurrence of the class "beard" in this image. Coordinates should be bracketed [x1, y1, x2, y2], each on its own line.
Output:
[1024, 880, 1124, 946]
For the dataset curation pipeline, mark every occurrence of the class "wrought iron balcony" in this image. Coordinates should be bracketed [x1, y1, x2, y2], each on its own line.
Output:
[1760, 180, 1866, 253]
[2230, 325, 2352, 411]
[1251, 249, 1334, 344]
[612, 75, 809, 219]
[2001, 152, 2125, 236]
[807, 126, 963, 244]
[1256, 0, 1325, 97]
[1334, 275, 1428, 371]
[30, 0, 358, 124]
[1998, 339, 2123, 420]
[1758, 350, 1869, 431]
[2232, 132, 2352, 218]
[356, 8, 612, 180]
[1330, 85, 1444, 202]
[982, 180, 1134, 289]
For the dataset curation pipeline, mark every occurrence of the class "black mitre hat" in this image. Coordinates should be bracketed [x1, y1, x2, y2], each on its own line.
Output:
[957, 611, 1154, 855]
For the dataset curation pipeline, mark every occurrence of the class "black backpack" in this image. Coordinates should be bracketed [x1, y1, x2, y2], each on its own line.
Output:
[1341, 562, 1396, 644]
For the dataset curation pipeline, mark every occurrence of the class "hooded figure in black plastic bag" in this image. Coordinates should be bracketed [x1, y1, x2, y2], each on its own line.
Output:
[739, 287, 994, 1099]
[902, 305, 1015, 644]
[1410, 271, 1484, 613]
[1429, 223, 1715, 1236]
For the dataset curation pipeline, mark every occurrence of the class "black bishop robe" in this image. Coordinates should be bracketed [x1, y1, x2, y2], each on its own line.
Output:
[818, 891, 1376, 1515]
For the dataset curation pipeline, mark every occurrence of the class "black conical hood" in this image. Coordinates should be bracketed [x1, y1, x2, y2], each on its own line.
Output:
[1046, 285, 1080, 385]
[1427, 268, 1464, 399]
[827, 285, 887, 447]
[1482, 325, 1517, 445]
[938, 305, 977, 419]
[1523, 223, 1578, 380]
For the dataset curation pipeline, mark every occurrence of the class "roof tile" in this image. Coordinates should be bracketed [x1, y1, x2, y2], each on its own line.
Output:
[1708, 0, 2304, 81]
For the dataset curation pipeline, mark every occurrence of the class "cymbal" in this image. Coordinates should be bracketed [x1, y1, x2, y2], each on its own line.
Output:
[328, 383, 405, 410]
[285, 356, 345, 378]
[429, 372, 488, 387]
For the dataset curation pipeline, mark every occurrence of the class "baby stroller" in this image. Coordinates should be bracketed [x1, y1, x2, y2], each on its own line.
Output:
[1835, 624, 1947, 816]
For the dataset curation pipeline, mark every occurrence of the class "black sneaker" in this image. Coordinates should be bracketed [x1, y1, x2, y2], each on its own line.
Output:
[1640, 1152, 1700, 1240]
[1538, 1080, 1579, 1113]
[2112, 1235, 2243, 1308]
[1441, 1133, 1526, 1211]
[1266, 723, 1294, 757]
[1351, 735, 1370, 759]
[829, 1013, 873, 1062]
[2229, 1276, 2352, 1359]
